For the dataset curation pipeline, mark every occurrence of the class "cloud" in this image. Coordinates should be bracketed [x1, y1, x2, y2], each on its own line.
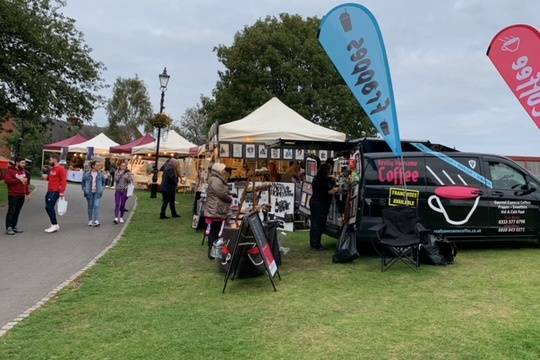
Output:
[63, 0, 540, 155]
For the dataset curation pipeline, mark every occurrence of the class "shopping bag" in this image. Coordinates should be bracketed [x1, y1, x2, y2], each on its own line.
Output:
[191, 214, 199, 229]
[126, 184, 135, 197]
[57, 197, 68, 216]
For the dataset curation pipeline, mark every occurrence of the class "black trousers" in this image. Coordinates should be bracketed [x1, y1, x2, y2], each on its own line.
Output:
[6, 196, 25, 230]
[45, 191, 60, 225]
[309, 201, 329, 249]
[193, 191, 201, 215]
[160, 191, 178, 216]
[207, 220, 222, 249]
[109, 171, 115, 187]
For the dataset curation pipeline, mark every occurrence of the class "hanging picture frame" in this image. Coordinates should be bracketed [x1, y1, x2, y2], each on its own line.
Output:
[283, 148, 293, 160]
[232, 143, 243, 158]
[270, 148, 281, 160]
[245, 144, 256, 159]
[219, 143, 230, 158]
[258, 144, 268, 159]
[295, 149, 305, 160]
[319, 150, 328, 162]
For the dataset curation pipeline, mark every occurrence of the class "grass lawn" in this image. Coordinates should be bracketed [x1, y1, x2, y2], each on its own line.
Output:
[0, 194, 539, 359]
[0, 182, 6, 206]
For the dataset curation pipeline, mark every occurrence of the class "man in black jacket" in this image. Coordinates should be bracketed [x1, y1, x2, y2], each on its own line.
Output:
[160, 158, 180, 219]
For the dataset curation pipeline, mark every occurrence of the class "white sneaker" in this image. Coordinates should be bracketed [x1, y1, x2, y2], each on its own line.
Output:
[44, 224, 60, 233]
[93, 221, 100, 227]
[119, 218, 124, 224]
[114, 218, 119, 224]
[88, 221, 93, 227]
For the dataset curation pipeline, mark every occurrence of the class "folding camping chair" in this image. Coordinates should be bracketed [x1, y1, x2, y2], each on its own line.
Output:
[370, 207, 431, 272]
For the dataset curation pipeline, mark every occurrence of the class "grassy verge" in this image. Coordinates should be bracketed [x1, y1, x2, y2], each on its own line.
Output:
[0, 182, 7, 206]
[0, 194, 539, 359]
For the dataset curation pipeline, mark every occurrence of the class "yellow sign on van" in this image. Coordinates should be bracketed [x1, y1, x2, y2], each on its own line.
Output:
[388, 187, 420, 208]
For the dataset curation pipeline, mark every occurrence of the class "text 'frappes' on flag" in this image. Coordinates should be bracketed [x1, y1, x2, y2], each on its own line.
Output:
[319, 3, 402, 156]
[487, 24, 540, 130]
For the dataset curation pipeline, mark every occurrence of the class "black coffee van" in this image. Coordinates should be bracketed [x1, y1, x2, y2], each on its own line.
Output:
[355, 150, 540, 242]
[286, 138, 540, 243]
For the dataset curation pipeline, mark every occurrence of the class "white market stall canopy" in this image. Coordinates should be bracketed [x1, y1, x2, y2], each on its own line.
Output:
[132, 130, 197, 155]
[218, 97, 346, 143]
[68, 133, 119, 153]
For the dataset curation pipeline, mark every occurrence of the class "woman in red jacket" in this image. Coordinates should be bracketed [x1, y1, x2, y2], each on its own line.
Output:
[4, 157, 31, 235]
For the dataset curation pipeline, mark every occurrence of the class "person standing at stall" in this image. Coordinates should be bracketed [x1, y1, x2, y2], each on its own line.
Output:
[309, 163, 339, 250]
[204, 163, 232, 260]
[108, 160, 117, 188]
[44, 155, 67, 233]
[160, 158, 180, 219]
[113, 160, 134, 224]
[4, 157, 31, 235]
[193, 165, 208, 215]
[81, 161, 108, 227]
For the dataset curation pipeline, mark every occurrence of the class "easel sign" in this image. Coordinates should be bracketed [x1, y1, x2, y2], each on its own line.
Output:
[222, 213, 280, 293]
[247, 213, 278, 277]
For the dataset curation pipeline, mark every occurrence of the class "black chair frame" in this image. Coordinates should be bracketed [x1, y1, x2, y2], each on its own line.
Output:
[370, 209, 431, 272]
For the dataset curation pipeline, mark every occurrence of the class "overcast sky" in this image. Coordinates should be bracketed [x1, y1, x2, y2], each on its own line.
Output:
[63, 0, 540, 156]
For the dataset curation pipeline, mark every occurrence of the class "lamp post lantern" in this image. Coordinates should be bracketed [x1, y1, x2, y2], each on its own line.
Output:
[150, 67, 170, 198]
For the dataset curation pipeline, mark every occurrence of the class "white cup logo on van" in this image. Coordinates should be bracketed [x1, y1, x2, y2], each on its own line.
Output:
[428, 186, 482, 226]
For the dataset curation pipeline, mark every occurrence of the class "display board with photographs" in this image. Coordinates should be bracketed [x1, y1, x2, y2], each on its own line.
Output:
[269, 182, 295, 232]
[299, 181, 312, 215]
[217, 142, 335, 162]
[229, 181, 295, 231]
[305, 157, 318, 183]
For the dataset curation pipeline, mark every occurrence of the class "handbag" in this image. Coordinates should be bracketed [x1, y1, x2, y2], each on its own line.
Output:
[57, 197, 68, 216]
[126, 183, 135, 197]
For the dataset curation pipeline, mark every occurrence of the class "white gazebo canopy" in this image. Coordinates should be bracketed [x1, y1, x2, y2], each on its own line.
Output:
[218, 97, 346, 143]
[132, 130, 197, 155]
[68, 133, 119, 153]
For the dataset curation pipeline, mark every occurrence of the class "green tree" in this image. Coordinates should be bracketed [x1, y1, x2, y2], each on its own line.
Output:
[106, 76, 153, 144]
[205, 14, 374, 138]
[173, 99, 208, 145]
[0, 0, 105, 137]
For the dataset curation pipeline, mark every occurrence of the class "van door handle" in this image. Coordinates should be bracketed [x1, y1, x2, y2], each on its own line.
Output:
[492, 190, 505, 197]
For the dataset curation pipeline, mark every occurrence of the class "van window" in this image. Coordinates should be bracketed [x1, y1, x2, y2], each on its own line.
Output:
[365, 157, 425, 186]
[489, 162, 527, 190]
[425, 156, 484, 187]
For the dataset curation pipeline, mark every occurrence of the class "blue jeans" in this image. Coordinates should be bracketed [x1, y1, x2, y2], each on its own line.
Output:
[86, 193, 102, 222]
[45, 191, 60, 225]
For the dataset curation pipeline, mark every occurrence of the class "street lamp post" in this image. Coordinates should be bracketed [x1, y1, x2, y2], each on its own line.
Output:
[150, 67, 170, 199]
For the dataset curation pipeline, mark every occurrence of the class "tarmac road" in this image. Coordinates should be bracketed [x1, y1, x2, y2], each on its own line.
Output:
[0, 180, 132, 327]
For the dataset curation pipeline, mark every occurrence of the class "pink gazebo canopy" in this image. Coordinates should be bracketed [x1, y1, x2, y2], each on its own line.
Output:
[109, 133, 155, 154]
[44, 134, 88, 151]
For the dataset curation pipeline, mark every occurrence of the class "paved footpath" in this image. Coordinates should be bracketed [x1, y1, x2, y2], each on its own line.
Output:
[0, 180, 133, 327]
